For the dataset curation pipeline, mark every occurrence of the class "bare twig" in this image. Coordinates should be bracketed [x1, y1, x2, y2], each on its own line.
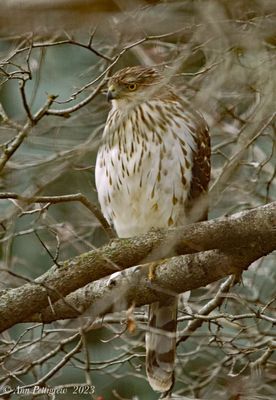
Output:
[177, 275, 236, 344]
[0, 192, 115, 238]
[0, 94, 57, 173]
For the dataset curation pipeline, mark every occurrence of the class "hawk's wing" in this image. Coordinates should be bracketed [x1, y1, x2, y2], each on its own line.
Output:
[186, 112, 211, 222]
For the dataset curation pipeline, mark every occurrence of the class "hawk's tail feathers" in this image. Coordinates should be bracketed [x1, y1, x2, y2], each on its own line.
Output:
[146, 297, 178, 392]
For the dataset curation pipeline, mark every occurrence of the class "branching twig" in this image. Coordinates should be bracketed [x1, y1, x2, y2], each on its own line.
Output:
[0, 95, 57, 173]
[177, 275, 236, 344]
[0, 192, 115, 238]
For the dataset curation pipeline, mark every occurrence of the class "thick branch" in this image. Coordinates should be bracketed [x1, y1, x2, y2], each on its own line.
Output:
[0, 202, 275, 332]
[29, 247, 268, 324]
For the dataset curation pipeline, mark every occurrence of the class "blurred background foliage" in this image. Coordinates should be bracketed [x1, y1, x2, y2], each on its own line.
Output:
[0, 0, 275, 399]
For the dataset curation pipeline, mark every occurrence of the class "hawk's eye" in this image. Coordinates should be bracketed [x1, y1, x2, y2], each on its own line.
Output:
[127, 83, 137, 91]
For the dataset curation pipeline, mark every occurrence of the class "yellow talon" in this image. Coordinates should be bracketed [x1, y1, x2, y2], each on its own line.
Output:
[148, 262, 157, 281]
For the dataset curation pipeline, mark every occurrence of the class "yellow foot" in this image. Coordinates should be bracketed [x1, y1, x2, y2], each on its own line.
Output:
[148, 259, 166, 281]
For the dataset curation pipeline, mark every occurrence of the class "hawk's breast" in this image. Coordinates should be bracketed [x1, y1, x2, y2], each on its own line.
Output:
[95, 100, 196, 238]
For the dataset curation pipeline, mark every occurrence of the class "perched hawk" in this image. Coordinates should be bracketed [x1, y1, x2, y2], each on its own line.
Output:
[95, 66, 210, 392]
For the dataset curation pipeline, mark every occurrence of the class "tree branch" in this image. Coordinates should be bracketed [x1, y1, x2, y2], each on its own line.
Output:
[0, 192, 116, 238]
[28, 248, 259, 324]
[0, 202, 275, 332]
[0, 95, 57, 173]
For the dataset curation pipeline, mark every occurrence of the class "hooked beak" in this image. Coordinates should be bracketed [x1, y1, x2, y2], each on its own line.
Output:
[107, 84, 117, 101]
[107, 90, 114, 101]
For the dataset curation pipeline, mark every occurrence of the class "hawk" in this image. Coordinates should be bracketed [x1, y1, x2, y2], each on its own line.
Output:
[95, 66, 210, 392]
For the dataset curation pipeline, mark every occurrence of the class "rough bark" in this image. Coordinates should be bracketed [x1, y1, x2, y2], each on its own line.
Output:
[0, 202, 275, 332]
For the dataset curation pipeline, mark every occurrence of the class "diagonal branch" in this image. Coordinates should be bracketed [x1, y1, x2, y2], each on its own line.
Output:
[0, 202, 275, 333]
[27, 244, 274, 324]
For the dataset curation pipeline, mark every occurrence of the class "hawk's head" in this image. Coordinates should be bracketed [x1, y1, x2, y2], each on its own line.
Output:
[107, 66, 164, 106]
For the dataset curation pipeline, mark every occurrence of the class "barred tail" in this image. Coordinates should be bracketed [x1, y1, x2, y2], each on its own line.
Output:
[146, 297, 178, 392]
